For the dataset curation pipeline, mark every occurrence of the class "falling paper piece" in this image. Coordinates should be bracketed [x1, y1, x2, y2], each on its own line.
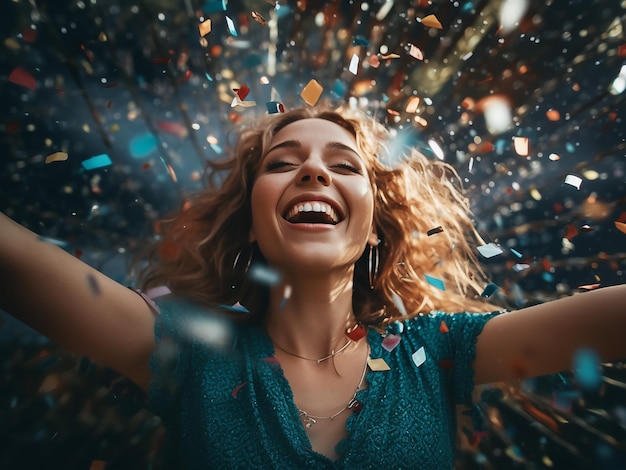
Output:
[367, 358, 391, 371]
[406, 96, 420, 113]
[510, 248, 523, 258]
[409, 45, 423, 60]
[45, 152, 69, 164]
[375, 0, 394, 21]
[382, 334, 401, 352]
[266, 101, 285, 114]
[439, 321, 449, 334]
[513, 136, 529, 156]
[564, 174, 582, 189]
[369, 55, 380, 68]
[412, 347, 427, 367]
[420, 14, 443, 29]
[481, 283, 499, 298]
[231, 96, 257, 108]
[81, 153, 112, 170]
[513, 263, 530, 272]
[573, 348, 602, 391]
[8, 67, 37, 90]
[226, 16, 238, 36]
[380, 53, 400, 59]
[564, 224, 578, 240]
[250, 11, 267, 26]
[349, 53, 359, 75]
[427, 226, 443, 236]
[477, 243, 504, 258]
[578, 283, 600, 290]
[546, 109, 560, 121]
[425, 274, 445, 291]
[353, 35, 369, 46]
[198, 19, 212, 36]
[249, 264, 282, 286]
[391, 292, 408, 316]
[300, 79, 323, 106]
[234, 83, 250, 101]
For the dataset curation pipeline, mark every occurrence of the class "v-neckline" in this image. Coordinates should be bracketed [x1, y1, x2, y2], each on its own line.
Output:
[253, 325, 381, 463]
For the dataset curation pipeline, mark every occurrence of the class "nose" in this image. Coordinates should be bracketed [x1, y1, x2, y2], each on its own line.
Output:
[296, 159, 331, 186]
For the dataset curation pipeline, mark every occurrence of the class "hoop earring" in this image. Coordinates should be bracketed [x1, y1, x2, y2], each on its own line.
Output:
[232, 247, 252, 289]
[368, 244, 379, 289]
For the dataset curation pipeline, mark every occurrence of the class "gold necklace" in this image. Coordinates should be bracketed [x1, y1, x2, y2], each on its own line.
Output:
[272, 337, 353, 364]
[297, 344, 370, 428]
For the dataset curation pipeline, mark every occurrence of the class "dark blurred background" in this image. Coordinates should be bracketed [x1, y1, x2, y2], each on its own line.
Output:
[1, 0, 625, 468]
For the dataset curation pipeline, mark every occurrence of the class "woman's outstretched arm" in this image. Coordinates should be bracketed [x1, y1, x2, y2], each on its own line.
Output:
[474, 284, 626, 384]
[0, 212, 155, 391]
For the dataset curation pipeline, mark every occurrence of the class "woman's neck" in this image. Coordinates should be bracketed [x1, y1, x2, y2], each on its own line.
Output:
[264, 269, 357, 357]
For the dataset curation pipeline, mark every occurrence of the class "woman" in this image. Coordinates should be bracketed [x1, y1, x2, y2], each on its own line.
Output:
[1, 107, 625, 468]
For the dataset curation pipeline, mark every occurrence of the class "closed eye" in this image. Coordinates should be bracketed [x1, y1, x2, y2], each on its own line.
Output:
[333, 162, 362, 174]
[265, 161, 296, 171]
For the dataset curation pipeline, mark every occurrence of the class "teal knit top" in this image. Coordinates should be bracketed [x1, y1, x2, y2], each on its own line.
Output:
[147, 296, 500, 469]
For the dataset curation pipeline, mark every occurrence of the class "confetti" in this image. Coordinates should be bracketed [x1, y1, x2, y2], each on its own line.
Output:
[380, 53, 400, 59]
[349, 53, 359, 75]
[577, 283, 600, 290]
[510, 248, 523, 258]
[477, 243, 504, 258]
[546, 109, 560, 121]
[615, 212, 626, 235]
[346, 324, 366, 341]
[249, 264, 282, 286]
[266, 101, 285, 114]
[369, 55, 380, 68]
[375, 0, 394, 21]
[225, 16, 238, 36]
[409, 45, 423, 60]
[381, 334, 401, 352]
[8, 67, 37, 90]
[564, 224, 578, 240]
[198, 19, 212, 37]
[513, 136, 529, 156]
[439, 321, 449, 334]
[412, 346, 427, 367]
[564, 174, 583, 189]
[231, 381, 248, 398]
[250, 11, 267, 26]
[572, 348, 602, 391]
[234, 83, 250, 101]
[44, 152, 69, 164]
[300, 79, 323, 106]
[420, 14, 443, 29]
[81, 153, 112, 170]
[512, 263, 530, 272]
[427, 226, 443, 236]
[425, 274, 445, 291]
[405, 96, 420, 113]
[391, 292, 408, 316]
[353, 36, 369, 46]
[367, 358, 390, 371]
[481, 282, 499, 298]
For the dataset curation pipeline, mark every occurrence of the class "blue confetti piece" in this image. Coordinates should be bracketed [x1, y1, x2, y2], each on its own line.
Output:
[130, 133, 158, 159]
[425, 274, 445, 291]
[226, 16, 238, 36]
[332, 79, 347, 98]
[481, 282, 499, 298]
[205, 72, 214, 82]
[218, 304, 250, 314]
[510, 248, 523, 258]
[266, 101, 285, 114]
[573, 348, 602, 391]
[353, 35, 370, 46]
[81, 153, 112, 170]
[541, 272, 554, 283]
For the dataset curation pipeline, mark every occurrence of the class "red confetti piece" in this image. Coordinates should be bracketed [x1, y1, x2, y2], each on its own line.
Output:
[231, 381, 248, 398]
[8, 67, 37, 90]
[346, 324, 366, 341]
[234, 83, 250, 101]
[381, 334, 401, 352]
[541, 258, 552, 271]
[618, 44, 626, 57]
[157, 121, 188, 138]
[369, 55, 380, 68]
[439, 321, 449, 334]
[22, 27, 37, 43]
[564, 224, 578, 240]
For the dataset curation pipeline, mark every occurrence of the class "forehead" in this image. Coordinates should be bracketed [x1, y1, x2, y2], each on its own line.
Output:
[269, 118, 358, 149]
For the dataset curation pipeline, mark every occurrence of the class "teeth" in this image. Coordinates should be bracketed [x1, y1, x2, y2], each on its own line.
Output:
[285, 201, 339, 223]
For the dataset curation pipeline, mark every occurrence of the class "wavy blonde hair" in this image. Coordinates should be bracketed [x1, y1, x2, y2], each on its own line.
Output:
[140, 107, 495, 326]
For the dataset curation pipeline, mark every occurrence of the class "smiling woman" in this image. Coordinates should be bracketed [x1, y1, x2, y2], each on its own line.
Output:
[1, 107, 626, 468]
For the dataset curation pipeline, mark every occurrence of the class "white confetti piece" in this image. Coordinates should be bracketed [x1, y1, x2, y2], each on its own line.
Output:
[564, 174, 583, 190]
[412, 347, 426, 367]
[477, 243, 504, 258]
[349, 53, 359, 75]
[391, 291, 408, 316]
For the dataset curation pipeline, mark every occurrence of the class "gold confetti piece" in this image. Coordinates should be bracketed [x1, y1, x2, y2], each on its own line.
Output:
[420, 14, 443, 29]
[380, 53, 400, 59]
[45, 152, 69, 164]
[199, 19, 212, 37]
[251, 11, 267, 26]
[406, 96, 420, 113]
[409, 44, 423, 60]
[300, 79, 323, 106]
[513, 136, 529, 156]
[367, 357, 390, 371]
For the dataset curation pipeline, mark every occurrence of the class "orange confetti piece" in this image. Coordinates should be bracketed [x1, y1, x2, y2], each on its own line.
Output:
[45, 152, 69, 164]
[421, 14, 443, 29]
[250, 11, 267, 26]
[405, 96, 420, 113]
[542, 258, 551, 271]
[199, 19, 212, 36]
[409, 44, 423, 60]
[615, 221, 626, 235]
[300, 79, 323, 106]
[578, 283, 600, 290]
[513, 136, 529, 156]
[439, 321, 449, 334]
[564, 224, 578, 240]
[380, 53, 400, 59]
[8, 67, 36, 90]
[546, 109, 560, 121]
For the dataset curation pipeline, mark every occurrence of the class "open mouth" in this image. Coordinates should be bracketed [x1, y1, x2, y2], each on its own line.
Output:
[283, 201, 343, 225]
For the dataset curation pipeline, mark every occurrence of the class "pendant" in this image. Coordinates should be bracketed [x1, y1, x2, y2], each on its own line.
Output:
[299, 410, 317, 428]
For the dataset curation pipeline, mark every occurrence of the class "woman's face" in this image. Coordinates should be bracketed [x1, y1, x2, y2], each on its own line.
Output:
[250, 118, 379, 275]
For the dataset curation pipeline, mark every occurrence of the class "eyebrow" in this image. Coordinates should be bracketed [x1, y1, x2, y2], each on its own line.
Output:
[265, 140, 361, 158]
